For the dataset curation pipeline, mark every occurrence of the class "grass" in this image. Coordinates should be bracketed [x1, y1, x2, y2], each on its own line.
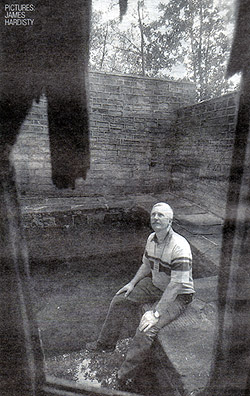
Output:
[32, 249, 141, 356]
[32, 251, 164, 395]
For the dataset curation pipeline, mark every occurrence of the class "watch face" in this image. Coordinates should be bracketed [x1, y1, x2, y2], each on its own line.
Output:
[154, 310, 160, 318]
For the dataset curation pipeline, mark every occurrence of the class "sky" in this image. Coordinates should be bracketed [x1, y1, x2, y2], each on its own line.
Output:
[92, 0, 236, 24]
[92, 0, 241, 84]
[92, 0, 161, 25]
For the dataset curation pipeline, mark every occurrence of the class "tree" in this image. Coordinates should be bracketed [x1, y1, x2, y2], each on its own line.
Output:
[90, 1, 181, 77]
[90, 0, 236, 100]
[90, 11, 117, 72]
[108, 0, 152, 76]
[155, 0, 235, 100]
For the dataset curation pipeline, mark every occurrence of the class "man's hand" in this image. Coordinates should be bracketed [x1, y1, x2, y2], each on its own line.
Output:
[116, 282, 134, 297]
[139, 310, 159, 332]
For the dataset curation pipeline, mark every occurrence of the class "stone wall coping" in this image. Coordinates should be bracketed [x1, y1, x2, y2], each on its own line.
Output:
[89, 69, 196, 85]
[179, 90, 239, 110]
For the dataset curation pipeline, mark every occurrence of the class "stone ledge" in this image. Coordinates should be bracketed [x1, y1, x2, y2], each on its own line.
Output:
[174, 213, 223, 235]
[155, 276, 218, 396]
[20, 193, 222, 277]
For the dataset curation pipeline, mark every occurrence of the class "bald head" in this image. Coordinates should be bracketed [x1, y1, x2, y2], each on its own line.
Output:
[150, 202, 174, 235]
[151, 202, 173, 220]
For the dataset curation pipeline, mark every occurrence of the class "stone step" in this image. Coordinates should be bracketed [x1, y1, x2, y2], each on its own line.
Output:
[21, 193, 223, 277]
[156, 276, 218, 396]
[175, 213, 223, 235]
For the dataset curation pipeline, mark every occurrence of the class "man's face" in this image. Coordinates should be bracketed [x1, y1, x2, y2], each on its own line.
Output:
[150, 206, 172, 233]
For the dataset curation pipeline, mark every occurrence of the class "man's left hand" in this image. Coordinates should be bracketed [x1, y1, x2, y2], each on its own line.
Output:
[139, 310, 159, 332]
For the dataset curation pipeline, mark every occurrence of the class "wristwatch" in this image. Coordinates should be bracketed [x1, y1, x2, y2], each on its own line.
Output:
[153, 310, 160, 319]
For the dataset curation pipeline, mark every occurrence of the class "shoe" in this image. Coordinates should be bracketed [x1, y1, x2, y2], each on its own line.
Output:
[85, 340, 115, 353]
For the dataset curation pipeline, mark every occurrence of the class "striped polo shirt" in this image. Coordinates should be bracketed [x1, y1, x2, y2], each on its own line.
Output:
[143, 228, 195, 294]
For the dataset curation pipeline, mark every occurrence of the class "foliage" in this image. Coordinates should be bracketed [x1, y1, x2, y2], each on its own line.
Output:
[155, 0, 236, 100]
[90, 1, 164, 76]
[46, 338, 132, 389]
[90, 0, 236, 100]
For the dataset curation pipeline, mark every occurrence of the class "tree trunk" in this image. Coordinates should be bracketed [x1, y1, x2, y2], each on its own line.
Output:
[137, 1, 145, 76]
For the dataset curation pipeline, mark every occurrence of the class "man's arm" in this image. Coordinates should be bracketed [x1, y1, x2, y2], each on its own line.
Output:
[116, 262, 151, 297]
[155, 241, 192, 314]
[139, 281, 181, 332]
[154, 281, 181, 314]
[130, 262, 151, 286]
[140, 244, 192, 331]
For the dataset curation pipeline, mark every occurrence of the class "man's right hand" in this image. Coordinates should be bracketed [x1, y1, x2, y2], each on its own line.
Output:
[116, 282, 134, 297]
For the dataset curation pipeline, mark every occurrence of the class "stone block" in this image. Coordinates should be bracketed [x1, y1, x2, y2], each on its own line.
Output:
[156, 277, 218, 395]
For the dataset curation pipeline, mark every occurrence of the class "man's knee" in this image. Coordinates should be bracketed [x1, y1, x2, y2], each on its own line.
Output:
[110, 293, 127, 307]
[145, 325, 160, 340]
[127, 277, 157, 303]
[135, 326, 159, 342]
[135, 277, 153, 289]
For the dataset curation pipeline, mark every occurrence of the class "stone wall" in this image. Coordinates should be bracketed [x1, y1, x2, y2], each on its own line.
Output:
[12, 71, 196, 197]
[169, 92, 239, 217]
[11, 70, 239, 218]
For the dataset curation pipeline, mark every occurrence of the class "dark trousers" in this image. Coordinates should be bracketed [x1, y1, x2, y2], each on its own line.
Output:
[97, 277, 192, 379]
[98, 277, 162, 348]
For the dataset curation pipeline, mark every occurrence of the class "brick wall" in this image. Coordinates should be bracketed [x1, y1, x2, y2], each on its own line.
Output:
[12, 71, 238, 219]
[169, 92, 239, 217]
[12, 71, 196, 197]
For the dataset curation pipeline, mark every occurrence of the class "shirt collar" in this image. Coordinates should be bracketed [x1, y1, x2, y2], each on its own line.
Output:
[153, 227, 173, 244]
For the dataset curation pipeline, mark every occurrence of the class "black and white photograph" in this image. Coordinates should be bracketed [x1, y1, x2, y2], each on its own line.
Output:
[0, 0, 249, 395]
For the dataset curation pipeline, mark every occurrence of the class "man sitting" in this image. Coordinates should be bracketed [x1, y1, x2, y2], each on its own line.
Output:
[86, 202, 195, 388]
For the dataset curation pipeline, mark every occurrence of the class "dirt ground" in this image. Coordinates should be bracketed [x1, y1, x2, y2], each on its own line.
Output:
[29, 221, 202, 395]
[44, 338, 164, 395]
[32, 249, 140, 355]
[31, 249, 166, 395]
